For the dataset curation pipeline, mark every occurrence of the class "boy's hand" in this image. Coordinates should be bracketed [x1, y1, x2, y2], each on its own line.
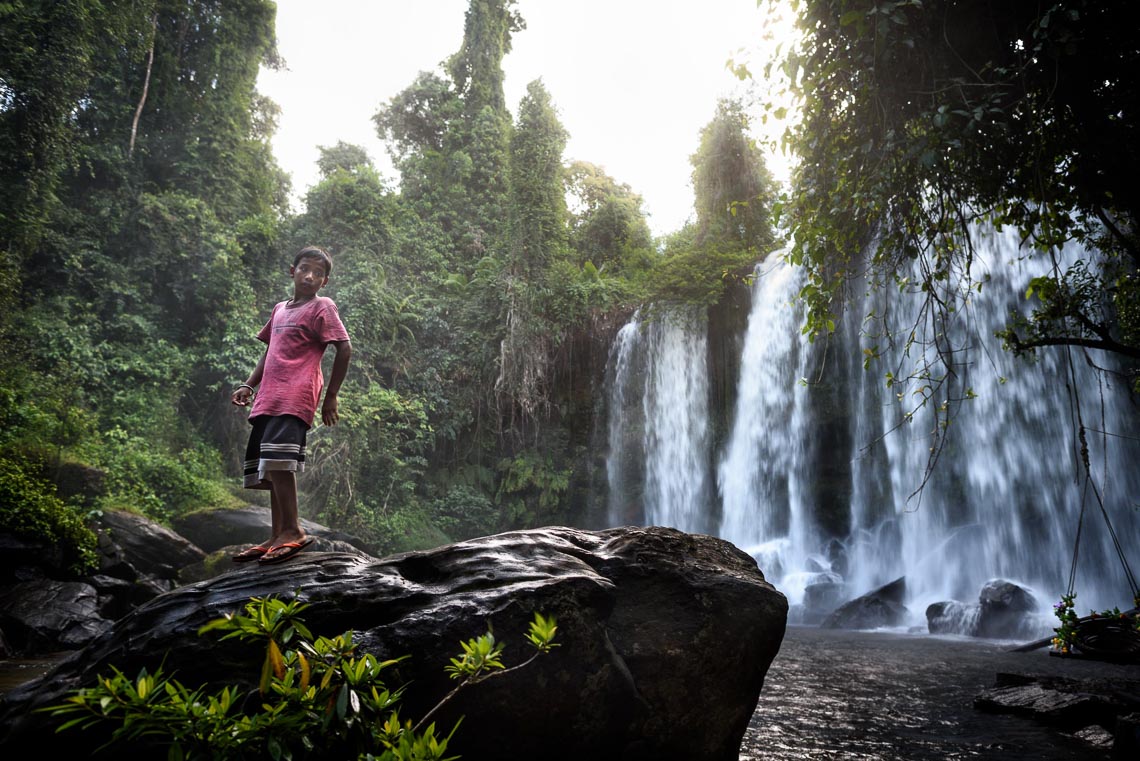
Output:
[321, 395, 340, 426]
[231, 386, 253, 407]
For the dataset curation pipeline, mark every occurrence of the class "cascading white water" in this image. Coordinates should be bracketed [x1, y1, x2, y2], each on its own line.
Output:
[604, 228, 1140, 627]
[716, 259, 814, 590]
[604, 306, 711, 533]
[605, 318, 643, 527]
[641, 307, 711, 533]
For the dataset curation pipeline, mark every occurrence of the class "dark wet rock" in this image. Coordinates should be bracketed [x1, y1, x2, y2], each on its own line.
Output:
[975, 672, 1140, 734]
[172, 505, 374, 555]
[823, 538, 848, 578]
[87, 574, 170, 621]
[0, 510, 199, 656]
[0, 509, 372, 655]
[976, 579, 1040, 639]
[926, 599, 980, 635]
[96, 509, 205, 582]
[1116, 712, 1140, 759]
[0, 526, 787, 761]
[0, 581, 112, 653]
[822, 576, 908, 630]
[0, 533, 69, 582]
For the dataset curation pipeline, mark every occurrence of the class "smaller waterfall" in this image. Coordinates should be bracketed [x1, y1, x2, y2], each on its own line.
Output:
[605, 318, 644, 527]
[604, 307, 711, 533]
[642, 308, 711, 533]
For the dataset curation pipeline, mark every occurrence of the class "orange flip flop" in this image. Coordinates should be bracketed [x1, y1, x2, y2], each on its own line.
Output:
[257, 537, 315, 565]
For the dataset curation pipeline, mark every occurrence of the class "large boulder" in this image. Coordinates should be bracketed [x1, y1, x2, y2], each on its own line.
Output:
[975, 578, 1042, 639]
[172, 505, 374, 555]
[0, 580, 112, 652]
[926, 579, 1045, 639]
[0, 526, 788, 761]
[822, 576, 908, 630]
[96, 509, 205, 582]
[0, 509, 207, 656]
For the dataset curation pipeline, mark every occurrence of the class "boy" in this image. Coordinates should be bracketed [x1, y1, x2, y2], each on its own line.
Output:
[230, 246, 352, 565]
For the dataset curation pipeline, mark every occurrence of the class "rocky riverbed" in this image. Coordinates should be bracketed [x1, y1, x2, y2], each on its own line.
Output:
[743, 625, 1138, 760]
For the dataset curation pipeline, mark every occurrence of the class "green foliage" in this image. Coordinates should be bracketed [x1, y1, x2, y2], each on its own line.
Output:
[46, 595, 558, 760]
[0, 453, 97, 575]
[768, 0, 1139, 367]
[307, 385, 433, 538]
[495, 451, 571, 526]
[690, 99, 777, 253]
[358, 501, 453, 558]
[93, 427, 235, 522]
[640, 101, 777, 308]
[565, 161, 654, 275]
[648, 233, 758, 307]
[430, 486, 498, 542]
[1, 0, 286, 541]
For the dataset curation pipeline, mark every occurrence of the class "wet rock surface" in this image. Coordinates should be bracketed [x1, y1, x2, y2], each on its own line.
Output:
[0, 507, 369, 656]
[0, 526, 788, 761]
[821, 576, 908, 630]
[976, 579, 1040, 640]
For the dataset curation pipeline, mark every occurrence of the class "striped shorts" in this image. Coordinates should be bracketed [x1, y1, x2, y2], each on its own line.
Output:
[243, 415, 308, 488]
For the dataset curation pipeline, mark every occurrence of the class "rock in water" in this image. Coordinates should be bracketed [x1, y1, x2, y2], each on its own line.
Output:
[822, 576, 908, 630]
[0, 526, 787, 761]
[975, 579, 1041, 639]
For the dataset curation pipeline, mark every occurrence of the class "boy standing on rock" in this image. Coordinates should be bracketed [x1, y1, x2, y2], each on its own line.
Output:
[230, 246, 352, 565]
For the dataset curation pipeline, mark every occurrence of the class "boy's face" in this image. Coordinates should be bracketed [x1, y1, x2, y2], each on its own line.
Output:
[290, 256, 329, 297]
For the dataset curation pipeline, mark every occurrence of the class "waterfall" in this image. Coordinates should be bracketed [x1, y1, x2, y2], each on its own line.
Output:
[605, 317, 645, 527]
[716, 259, 811, 584]
[604, 306, 711, 533]
[604, 228, 1140, 626]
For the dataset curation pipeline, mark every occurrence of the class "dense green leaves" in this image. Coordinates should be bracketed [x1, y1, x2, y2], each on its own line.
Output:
[0, 452, 97, 574]
[1, 0, 782, 556]
[770, 0, 1139, 377]
[48, 595, 558, 759]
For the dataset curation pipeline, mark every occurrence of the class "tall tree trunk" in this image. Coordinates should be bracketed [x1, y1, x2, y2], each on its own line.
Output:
[129, 13, 158, 158]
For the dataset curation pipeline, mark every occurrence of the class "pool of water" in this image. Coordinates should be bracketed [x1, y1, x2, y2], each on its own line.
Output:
[741, 625, 1136, 760]
[0, 655, 67, 697]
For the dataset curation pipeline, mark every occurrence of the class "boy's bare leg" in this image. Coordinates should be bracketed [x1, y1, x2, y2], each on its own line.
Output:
[233, 481, 275, 559]
[266, 469, 305, 546]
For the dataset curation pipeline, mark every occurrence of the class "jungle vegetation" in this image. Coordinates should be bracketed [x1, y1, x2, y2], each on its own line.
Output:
[767, 0, 1139, 403]
[2, 0, 1134, 560]
[0, 0, 777, 559]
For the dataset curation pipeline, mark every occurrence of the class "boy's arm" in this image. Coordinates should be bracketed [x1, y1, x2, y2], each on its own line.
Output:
[320, 339, 353, 426]
[231, 350, 267, 407]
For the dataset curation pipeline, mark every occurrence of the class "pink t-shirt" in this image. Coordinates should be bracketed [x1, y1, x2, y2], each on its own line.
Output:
[249, 296, 350, 427]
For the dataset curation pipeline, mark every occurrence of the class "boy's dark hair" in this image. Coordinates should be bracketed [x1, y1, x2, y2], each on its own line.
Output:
[293, 246, 333, 276]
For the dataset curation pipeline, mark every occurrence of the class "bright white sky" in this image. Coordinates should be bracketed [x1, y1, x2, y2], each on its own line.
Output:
[257, 0, 793, 237]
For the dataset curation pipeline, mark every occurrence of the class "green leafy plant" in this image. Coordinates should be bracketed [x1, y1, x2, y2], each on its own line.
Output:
[0, 453, 97, 575]
[44, 595, 558, 760]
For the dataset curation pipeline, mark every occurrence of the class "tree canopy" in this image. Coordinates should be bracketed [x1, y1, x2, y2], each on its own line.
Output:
[0, 0, 780, 559]
[772, 0, 1139, 383]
